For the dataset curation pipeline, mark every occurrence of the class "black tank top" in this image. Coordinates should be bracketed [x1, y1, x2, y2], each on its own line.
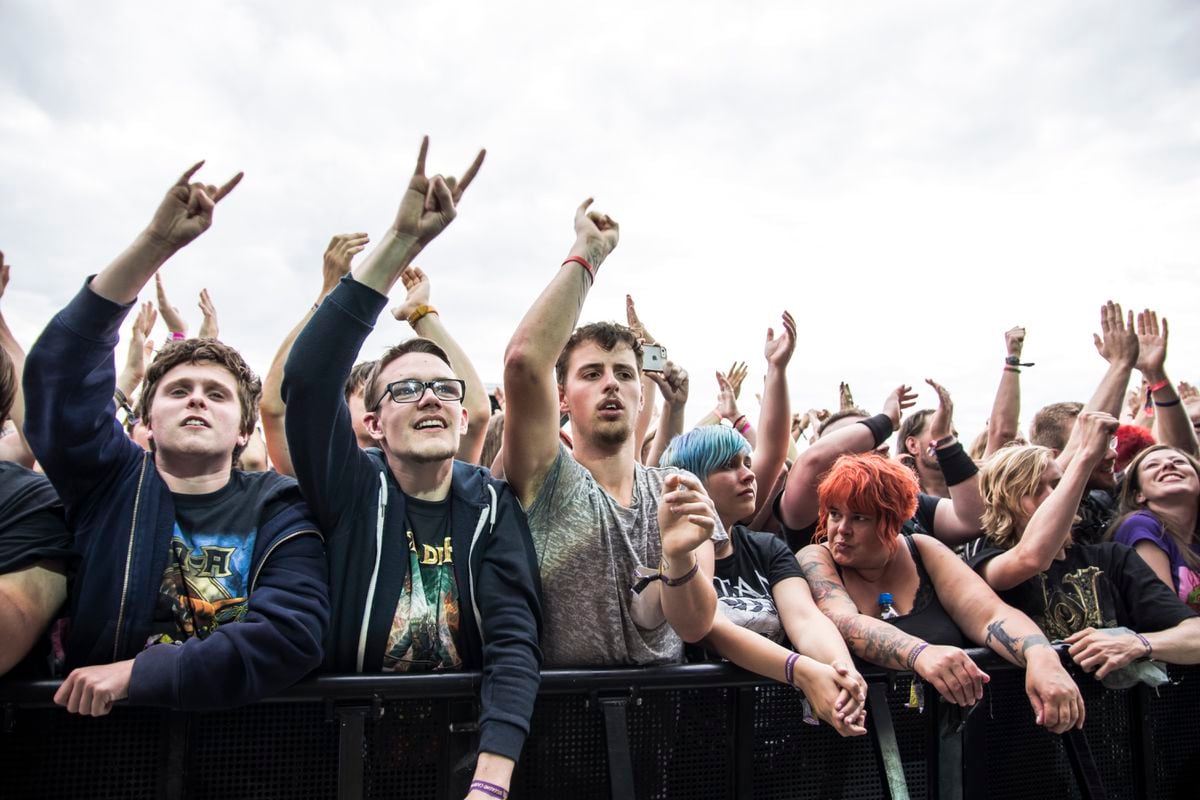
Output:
[839, 535, 969, 647]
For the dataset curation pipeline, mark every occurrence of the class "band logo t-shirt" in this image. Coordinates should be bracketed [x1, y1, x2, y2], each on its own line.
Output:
[382, 494, 462, 672]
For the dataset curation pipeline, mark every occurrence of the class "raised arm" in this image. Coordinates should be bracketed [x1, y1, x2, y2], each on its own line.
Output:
[625, 295, 658, 461]
[985, 326, 1026, 457]
[780, 386, 915, 529]
[284, 139, 481, 528]
[693, 362, 748, 429]
[797, 543, 990, 708]
[26, 163, 241, 505]
[501, 199, 619, 506]
[1059, 301, 1138, 468]
[751, 311, 796, 513]
[925, 380, 986, 545]
[1136, 310, 1199, 456]
[391, 266, 491, 464]
[645, 361, 688, 468]
[154, 273, 188, 339]
[0, 257, 34, 467]
[115, 301, 157, 402]
[980, 413, 1118, 591]
[916, 534, 1084, 733]
[197, 288, 219, 340]
[261, 233, 367, 477]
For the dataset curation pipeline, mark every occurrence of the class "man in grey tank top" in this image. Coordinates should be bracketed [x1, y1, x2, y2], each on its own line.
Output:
[501, 199, 726, 667]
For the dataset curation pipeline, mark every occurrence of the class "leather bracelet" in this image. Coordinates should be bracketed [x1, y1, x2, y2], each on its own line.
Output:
[1005, 356, 1034, 367]
[661, 556, 699, 587]
[407, 304, 438, 327]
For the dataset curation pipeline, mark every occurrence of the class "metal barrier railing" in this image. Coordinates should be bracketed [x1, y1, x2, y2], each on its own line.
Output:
[1, 650, 1195, 800]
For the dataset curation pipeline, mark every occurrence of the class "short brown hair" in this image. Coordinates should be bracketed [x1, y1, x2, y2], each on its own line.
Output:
[555, 322, 643, 386]
[137, 338, 262, 461]
[364, 339, 453, 412]
[344, 360, 377, 403]
[1030, 402, 1083, 452]
[896, 409, 934, 456]
[0, 347, 15, 423]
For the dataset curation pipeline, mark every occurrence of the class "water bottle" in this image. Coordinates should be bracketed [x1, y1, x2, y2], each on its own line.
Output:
[878, 592, 900, 620]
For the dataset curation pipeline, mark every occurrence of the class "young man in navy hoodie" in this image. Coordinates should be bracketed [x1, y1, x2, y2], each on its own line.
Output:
[24, 163, 330, 716]
[282, 139, 541, 800]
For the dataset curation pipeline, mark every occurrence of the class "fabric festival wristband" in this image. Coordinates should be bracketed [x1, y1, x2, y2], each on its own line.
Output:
[906, 643, 929, 672]
[1134, 633, 1153, 660]
[858, 413, 894, 449]
[935, 441, 978, 486]
[1148, 379, 1170, 394]
[562, 256, 596, 284]
[784, 652, 800, 688]
[469, 780, 508, 799]
[169, 331, 186, 341]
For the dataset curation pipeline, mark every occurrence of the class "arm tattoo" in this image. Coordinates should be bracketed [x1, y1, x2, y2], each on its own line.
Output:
[985, 619, 1051, 666]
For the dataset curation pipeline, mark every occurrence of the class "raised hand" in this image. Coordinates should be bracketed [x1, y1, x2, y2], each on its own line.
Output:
[1075, 411, 1120, 463]
[197, 288, 218, 339]
[1135, 308, 1169, 380]
[144, 161, 243, 252]
[658, 472, 718, 560]
[1179, 382, 1200, 403]
[322, 232, 369, 295]
[127, 301, 158, 378]
[649, 360, 689, 409]
[1005, 326, 1026, 358]
[763, 311, 797, 369]
[626, 294, 657, 345]
[715, 371, 740, 421]
[155, 273, 188, 336]
[882, 385, 918, 430]
[925, 379, 955, 440]
[1093, 301, 1138, 368]
[837, 382, 855, 411]
[391, 137, 485, 249]
[572, 198, 620, 268]
[392, 266, 433, 324]
[725, 361, 749, 399]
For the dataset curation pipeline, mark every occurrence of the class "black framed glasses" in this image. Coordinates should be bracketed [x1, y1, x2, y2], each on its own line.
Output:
[375, 379, 466, 407]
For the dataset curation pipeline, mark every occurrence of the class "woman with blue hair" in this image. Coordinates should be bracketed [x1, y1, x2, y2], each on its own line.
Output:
[662, 424, 869, 736]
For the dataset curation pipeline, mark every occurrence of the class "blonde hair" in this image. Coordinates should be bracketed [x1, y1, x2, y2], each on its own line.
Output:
[980, 445, 1056, 549]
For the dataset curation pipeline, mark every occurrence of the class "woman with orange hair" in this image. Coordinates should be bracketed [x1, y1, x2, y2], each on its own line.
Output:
[798, 453, 1087, 734]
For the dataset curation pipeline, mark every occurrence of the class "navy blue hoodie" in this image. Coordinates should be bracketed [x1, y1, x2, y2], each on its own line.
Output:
[282, 275, 542, 762]
[24, 280, 330, 710]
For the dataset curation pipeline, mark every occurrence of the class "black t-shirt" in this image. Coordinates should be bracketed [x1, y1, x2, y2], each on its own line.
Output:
[150, 472, 284, 645]
[780, 492, 941, 551]
[0, 461, 73, 574]
[968, 541, 1195, 640]
[381, 494, 462, 672]
[713, 525, 803, 644]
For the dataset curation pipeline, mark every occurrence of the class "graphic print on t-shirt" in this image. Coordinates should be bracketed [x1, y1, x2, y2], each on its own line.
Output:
[382, 499, 462, 672]
[714, 568, 780, 639]
[151, 526, 256, 644]
[1032, 566, 1115, 640]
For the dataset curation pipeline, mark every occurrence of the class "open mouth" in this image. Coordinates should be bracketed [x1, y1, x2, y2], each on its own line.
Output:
[414, 418, 448, 430]
[182, 417, 210, 428]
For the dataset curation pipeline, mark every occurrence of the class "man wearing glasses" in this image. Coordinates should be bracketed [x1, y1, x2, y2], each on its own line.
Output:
[282, 140, 541, 800]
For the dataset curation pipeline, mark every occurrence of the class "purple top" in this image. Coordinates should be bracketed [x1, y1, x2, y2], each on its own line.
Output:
[1112, 510, 1200, 611]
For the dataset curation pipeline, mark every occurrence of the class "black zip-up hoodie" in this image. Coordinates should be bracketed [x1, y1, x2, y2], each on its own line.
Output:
[282, 275, 543, 762]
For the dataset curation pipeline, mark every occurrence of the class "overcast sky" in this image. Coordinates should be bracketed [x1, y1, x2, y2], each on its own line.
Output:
[2, 1, 1198, 440]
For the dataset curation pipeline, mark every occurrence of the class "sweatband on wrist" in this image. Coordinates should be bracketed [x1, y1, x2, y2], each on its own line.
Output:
[857, 413, 894, 449]
[934, 441, 978, 486]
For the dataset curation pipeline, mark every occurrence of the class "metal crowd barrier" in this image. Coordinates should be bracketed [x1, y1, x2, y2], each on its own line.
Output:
[1, 649, 1196, 799]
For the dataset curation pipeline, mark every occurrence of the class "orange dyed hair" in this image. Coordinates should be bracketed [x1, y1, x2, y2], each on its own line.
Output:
[815, 453, 920, 558]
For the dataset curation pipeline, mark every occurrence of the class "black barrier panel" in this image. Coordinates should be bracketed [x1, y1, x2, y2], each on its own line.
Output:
[1, 658, 1194, 800]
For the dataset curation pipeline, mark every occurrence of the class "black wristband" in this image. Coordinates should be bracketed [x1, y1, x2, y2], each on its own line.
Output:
[857, 413, 894, 450]
[935, 442, 977, 486]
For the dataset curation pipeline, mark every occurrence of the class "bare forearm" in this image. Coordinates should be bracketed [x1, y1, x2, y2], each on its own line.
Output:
[261, 310, 316, 418]
[350, 231, 420, 296]
[981, 616, 1053, 668]
[505, 249, 593, 375]
[661, 554, 717, 643]
[90, 233, 178, 305]
[412, 312, 490, 464]
[753, 366, 790, 490]
[471, 752, 515, 795]
[1145, 618, 1200, 664]
[785, 611, 855, 666]
[986, 369, 1021, 457]
[646, 402, 684, 467]
[1146, 372, 1200, 456]
[704, 615, 798, 684]
[634, 376, 656, 462]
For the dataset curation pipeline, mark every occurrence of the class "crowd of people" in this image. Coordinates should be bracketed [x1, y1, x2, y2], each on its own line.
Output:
[2, 141, 1200, 799]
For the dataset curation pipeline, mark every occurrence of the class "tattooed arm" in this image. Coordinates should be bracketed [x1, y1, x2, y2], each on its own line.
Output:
[914, 534, 1085, 733]
[798, 544, 989, 707]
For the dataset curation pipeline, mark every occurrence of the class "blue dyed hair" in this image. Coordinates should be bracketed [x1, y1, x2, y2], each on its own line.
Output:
[660, 425, 751, 484]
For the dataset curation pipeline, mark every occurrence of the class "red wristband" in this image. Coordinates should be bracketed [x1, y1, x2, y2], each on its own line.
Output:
[562, 256, 595, 284]
[1148, 379, 1170, 394]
